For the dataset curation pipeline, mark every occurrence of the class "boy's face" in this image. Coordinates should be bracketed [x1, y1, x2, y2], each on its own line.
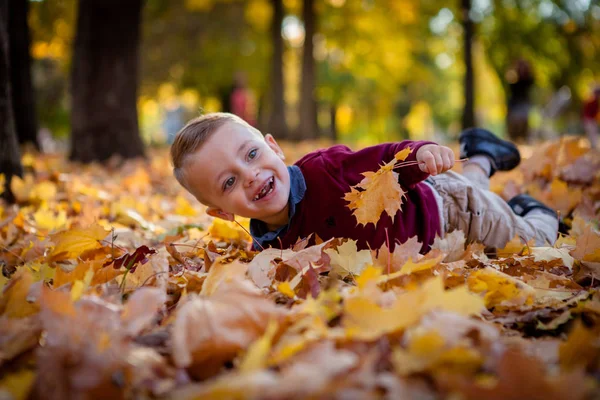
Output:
[183, 121, 290, 227]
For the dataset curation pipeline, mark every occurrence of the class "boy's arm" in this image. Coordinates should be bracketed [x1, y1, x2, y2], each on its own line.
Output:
[324, 141, 438, 189]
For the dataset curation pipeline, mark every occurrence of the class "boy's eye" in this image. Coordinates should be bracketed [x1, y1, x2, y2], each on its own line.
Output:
[223, 177, 235, 190]
[248, 148, 258, 160]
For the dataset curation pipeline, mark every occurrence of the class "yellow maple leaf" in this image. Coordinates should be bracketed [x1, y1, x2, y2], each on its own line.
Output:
[0, 369, 35, 400]
[344, 160, 405, 226]
[545, 178, 581, 216]
[49, 223, 109, 259]
[33, 205, 67, 232]
[0, 173, 5, 196]
[30, 181, 57, 202]
[208, 218, 251, 242]
[277, 281, 295, 298]
[299, 287, 343, 322]
[497, 235, 534, 257]
[175, 195, 197, 216]
[238, 320, 278, 373]
[10, 174, 35, 203]
[70, 267, 94, 302]
[325, 239, 373, 278]
[356, 265, 382, 289]
[394, 147, 412, 161]
[468, 267, 535, 308]
[27, 261, 55, 283]
[374, 254, 444, 285]
[399, 255, 443, 275]
[343, 276, 483, 340]
[269, 335, 313, 365]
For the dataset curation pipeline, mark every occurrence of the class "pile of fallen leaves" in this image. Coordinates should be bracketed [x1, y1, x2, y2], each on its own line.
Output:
[1, 137, 599, 400]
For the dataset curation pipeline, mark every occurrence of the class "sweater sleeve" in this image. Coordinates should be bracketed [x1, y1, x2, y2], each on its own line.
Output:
[388, 140, 437, 188]
[320, 141, 438, 190]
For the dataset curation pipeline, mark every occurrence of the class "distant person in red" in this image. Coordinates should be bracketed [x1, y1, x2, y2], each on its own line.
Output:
[229, 72, 257, 127]
[582, 86, 600, 149]
[506, 59, 535, 141]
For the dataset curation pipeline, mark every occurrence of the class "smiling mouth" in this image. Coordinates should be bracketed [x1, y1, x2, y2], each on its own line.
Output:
[253, 177, 275, 201]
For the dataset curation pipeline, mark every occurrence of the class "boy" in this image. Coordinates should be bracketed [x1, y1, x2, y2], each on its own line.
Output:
[170, 113, 558, 252]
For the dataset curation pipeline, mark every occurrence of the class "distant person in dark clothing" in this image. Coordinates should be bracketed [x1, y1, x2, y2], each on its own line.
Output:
[582, 86, 600, 149]
[506, 59, 534, 141]
[221, 72, 257, 126]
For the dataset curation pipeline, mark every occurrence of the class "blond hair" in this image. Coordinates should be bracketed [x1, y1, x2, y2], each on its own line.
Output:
[170, 112, 259, 192]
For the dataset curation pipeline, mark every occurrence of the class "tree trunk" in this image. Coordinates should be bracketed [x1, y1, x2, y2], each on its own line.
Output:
[0, 0, 23, 203]
[461, 0, 476, 129]
[296, 0, 318, 140]
[70, 0, 145, 163]
[267, 0, 288, 139]
[329, 104, 337, 141]
[8, 0, 39, 149]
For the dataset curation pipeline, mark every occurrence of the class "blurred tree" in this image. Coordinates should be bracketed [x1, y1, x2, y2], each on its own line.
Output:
[317, 0, 442, 141]
[28, 0, 76, 139]
[141, 0, 268, 109]
[481, 0, 600, 115]
[70, 0, 145, 162]
[296, 0, 318, 140]
[461, 0, 475, 129]
[8, 0, 38, 148]
[0, 0, 23, 203]
[267, 0, 288, 139]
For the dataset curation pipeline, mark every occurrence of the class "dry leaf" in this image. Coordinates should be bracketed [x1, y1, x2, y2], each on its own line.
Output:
[373, 235, 422, 272]
[325, 239, 372, 278]
[171, 278, 286, 378]
[49, 223, 109, 259]
[344, 160, 405, 226]
[468, 267, 536, 308]
[431, 230, 466, 262]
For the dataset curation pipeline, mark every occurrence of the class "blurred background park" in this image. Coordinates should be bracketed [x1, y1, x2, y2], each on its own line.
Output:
[4, 0, 600, 162]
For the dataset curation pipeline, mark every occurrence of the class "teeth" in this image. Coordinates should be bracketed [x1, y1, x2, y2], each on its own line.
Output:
[253, 178, 274, 201]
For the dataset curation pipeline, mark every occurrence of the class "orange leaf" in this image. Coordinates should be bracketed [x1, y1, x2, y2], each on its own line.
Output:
[344, 160, 405, 226]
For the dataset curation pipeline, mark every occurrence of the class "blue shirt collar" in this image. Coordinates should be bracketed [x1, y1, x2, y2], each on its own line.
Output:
[249, 165, 306, 248]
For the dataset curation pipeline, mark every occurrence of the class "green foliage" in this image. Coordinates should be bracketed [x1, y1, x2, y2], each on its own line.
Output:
[25, 0, 600, 143]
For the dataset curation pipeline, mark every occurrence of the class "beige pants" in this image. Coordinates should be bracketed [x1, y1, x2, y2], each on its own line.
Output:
[427, 170, 558, 248]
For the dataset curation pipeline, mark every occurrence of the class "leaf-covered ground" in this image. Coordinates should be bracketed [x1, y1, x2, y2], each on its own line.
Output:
[1, 137, 599, 400]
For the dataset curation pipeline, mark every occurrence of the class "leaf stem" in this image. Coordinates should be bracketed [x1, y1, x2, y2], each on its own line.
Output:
[392, 158, 469, 169]
[234, 219, 264, 251]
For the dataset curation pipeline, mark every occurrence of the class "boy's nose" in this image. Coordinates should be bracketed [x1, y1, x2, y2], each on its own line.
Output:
[244, 168, 260, 188]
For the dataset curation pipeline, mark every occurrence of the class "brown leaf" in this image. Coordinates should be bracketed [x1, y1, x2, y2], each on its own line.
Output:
[436, 347, 588, 400]
[0, 315, 41, 365]
[36, 287, 130, 400]
[560, 319, 600, 370]
[373, 236, 422, 273]
[570, 221, 600, 261]
[171, 278, 287, 379]
[121, 287, 166, 336]
[248, 248, 294, 288]
[431, 230, 466, 262]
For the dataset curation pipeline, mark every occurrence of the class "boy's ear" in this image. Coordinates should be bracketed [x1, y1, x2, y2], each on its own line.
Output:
[206, 207, 235, 221]
[265, 134, 285, 160]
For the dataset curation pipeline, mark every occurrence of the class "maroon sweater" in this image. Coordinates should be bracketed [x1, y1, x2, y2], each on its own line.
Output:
[252, 141, 441, 252]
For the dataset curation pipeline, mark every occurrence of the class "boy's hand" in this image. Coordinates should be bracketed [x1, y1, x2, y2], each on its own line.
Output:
[416, 144, 455, 176]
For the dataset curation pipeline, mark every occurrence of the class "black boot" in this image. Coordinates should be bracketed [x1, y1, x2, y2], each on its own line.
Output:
[459, 128, 521, 177]
[507, 194, 557, 219]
